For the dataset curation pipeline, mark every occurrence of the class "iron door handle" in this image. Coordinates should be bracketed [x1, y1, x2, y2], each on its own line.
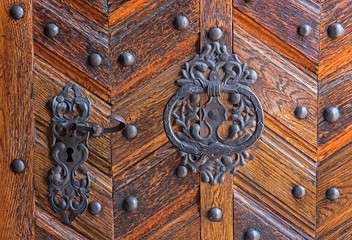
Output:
[48, 83, 126, 224]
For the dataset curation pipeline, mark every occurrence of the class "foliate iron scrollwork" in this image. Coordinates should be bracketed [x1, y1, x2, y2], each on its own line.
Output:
[164, 42, 264, 185]
[48, 83, 126, 224]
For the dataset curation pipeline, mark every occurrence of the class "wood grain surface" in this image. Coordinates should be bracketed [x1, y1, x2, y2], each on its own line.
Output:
[199, 1, 234, 240]
[0, 0, 35, 239]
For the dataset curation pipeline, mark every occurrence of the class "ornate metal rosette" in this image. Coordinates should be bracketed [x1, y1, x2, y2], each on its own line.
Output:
[164, 42, 264, 185]
[48, 83, 91, 224]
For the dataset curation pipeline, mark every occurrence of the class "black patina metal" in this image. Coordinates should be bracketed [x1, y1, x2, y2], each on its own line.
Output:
[48, 83, 126, 224]
[164, 41, 264, 185]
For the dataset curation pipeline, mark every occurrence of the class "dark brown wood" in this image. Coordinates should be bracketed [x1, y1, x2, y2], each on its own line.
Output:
[234, 187, 313, 239]
[317, 141, 352, 237]
[233, 0, 320, 64]
[110, 0, 199, 100]
[33, 0, 110, 88]
[34, 56, 114, 239]
[6, 0, 352, 238]
[113, 144, 199, 239]
[233, 21, 318, 147]
[0, 0, 35, 239]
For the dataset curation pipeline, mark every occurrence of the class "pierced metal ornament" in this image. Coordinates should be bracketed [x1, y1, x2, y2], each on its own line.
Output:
[164, 42, 264, 185]
[48, 83, 126, 224]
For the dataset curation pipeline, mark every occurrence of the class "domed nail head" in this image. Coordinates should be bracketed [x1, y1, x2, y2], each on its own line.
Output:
[44, 23, 59, 38]
[323, 106, 340, 123]
[244, 228, 261, 240]
[294, 106, 308, 119]
[208, 27, 223, 41]
[88, 53, 102, 67]
[10, 5, 24, 20]
[326, 187, 340, 201]
[119, 53, 135, 67]
[11, 159, 25, 173]
[292, 185, 306, 199]
[124, 196, 138, 212]
[207, 207, 222, 222]
[328, 23, 345, 39]
[173, 16, 189, 30]
[122, 124, 138, 139]
[88, 201, 102, 215]
[298, 24, 312, 37]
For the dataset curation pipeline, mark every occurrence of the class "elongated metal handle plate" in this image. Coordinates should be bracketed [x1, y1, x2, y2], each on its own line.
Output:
[48, 83, 126, 224]
[163, 41, 264, 185]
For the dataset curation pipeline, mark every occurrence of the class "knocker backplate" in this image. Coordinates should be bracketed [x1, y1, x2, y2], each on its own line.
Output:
[163, 42, 264, 185]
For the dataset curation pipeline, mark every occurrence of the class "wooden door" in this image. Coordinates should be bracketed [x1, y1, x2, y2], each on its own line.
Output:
[1, 0, 352, 239]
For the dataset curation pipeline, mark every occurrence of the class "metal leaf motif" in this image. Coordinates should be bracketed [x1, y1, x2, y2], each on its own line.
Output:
[48, 83, 91, 224]
[164, 42, 264, 185]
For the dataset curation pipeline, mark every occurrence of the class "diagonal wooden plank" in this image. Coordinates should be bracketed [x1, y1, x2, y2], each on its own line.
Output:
[233, 0, 320, 64]
[234, 187, 313, 239]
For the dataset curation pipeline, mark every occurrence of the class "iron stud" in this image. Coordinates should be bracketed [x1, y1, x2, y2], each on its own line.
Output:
[44, 23, 59, 38]
[10, 5, 24, 20]
[298, 24, 312, 37]
[88, 53, 102, 67]
[328, 23, 345, 39]
[88, 201, 102, 215]
[244, 228, 261, 240]
[207, 207, 222, 222]
[326, 187, 340, 201]
[292, 185, 306, 199]
[323, 106, 340, 123]
[11, 159, 25, 173]
[176, 166, 188, 178]
[294, 106, 308, 119]
[173, 16, 189, 30]
[124, 196, 138, 212]
[123, 124, 138, 139]
[208, 27, 223, 41]
[119, 53, 135, 67]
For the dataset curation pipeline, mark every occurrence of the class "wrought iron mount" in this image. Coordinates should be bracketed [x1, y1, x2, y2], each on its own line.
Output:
[164, 41, 264, 185]
[48, 83, 126, 224]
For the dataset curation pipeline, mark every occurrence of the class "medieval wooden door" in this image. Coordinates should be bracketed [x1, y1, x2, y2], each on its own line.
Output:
[1, 0, 351, 239]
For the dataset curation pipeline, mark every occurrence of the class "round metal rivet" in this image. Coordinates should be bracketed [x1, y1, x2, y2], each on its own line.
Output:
[176, 166, 188, 178]
[10, 5, 24, 20]
[208, 27, 223, 41]
[11, 159, 25, 173]
[88, 53, 102, 67]
[88, 201, 102, 215]
[244, 228, 261, 240]
[298, 24, 312, 37]
[247, 68, 258, 82]
[119, 52, 135, 67]
[294, 106, 308, 119]
[328, 23, 345, 39]
[44, 23, 59, 38]
[208, 110, 219, 120]
[323, 106, 340, 123]
[173, 16, 189, 30]
[292, 185, 306, 199]
[124, 196, 138, 212]
[123, 124, 138, 139]
[326, 187, 340, 201]
[207, 207, 222, 222]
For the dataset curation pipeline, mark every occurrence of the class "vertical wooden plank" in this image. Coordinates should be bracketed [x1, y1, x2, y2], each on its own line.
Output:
[200, 0, 233, 239]
[0, 0, 34, 239]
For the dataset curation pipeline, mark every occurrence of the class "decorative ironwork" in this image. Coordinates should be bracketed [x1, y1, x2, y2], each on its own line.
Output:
[164, 42, 264, 185]
[48, 83, 126, 224]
